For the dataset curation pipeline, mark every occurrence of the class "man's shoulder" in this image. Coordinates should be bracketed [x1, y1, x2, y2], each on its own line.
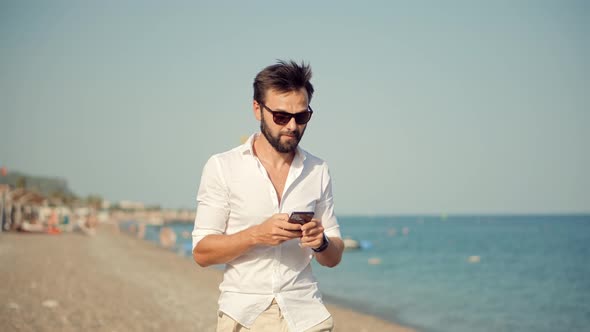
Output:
[210, 143, 248, 162]
[299, 147, 329, 168]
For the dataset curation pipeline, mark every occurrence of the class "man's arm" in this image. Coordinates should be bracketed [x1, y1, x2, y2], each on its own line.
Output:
[299, 163, 343, 268]
[193, 213, 302, 267]
[314, 236, 344, 268]
[193, 229, 256, 267]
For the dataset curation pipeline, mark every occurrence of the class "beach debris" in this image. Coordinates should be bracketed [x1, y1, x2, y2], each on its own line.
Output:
[42, 299, 59, 308]
[368, 257, 382, 265]
[467, 256, 481, 264]
[387, 228, 397, 236]
[7, 302, 20, 310]
[402, 227, 410, 236]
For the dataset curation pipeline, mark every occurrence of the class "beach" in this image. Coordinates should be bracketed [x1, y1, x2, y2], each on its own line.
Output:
[0, 224, 415, 332]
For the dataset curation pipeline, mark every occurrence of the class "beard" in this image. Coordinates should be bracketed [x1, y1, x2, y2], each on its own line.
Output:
[260, 111, 305, 153]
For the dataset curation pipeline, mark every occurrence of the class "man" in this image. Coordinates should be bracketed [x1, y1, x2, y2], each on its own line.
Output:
[192, 60, 344, 332]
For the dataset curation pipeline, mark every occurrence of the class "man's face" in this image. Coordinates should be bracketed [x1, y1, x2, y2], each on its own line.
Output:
[258, 88, 309, 154]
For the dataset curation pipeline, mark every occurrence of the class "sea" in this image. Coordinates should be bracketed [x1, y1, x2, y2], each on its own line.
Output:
[123, 215, 590, 332]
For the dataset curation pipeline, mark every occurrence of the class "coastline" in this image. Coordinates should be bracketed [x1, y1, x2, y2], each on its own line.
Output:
[0, 223, 416, 332]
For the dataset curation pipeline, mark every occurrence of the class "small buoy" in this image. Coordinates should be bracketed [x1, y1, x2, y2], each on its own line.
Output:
[343, 238, 360, 249]
[359, 240, 373, 250]
[368, 258, 382, 265]
[467, 256, 481, 263]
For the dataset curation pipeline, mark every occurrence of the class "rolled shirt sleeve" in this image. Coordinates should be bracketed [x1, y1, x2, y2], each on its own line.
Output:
[315, 163, 341, 239]
[192, 156, 231, 250]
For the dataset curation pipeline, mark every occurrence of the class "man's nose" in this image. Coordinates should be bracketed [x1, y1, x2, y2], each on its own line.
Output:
[285, 116, 297, 130]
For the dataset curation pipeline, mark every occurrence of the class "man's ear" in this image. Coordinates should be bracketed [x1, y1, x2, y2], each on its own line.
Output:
[253, 100, 262, 121]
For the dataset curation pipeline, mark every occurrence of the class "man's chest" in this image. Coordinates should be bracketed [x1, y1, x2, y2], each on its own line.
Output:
[265, 167, 290, 202]
[225, 168, 321, 217]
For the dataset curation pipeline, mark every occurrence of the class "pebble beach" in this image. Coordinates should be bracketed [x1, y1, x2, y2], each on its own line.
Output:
[0, 223, 415, 332]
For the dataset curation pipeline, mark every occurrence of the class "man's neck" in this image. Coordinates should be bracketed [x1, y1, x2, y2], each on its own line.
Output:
[253, 133, 295, 169]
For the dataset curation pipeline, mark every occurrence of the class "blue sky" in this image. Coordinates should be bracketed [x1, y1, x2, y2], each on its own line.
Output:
[1, 0, 588, 214]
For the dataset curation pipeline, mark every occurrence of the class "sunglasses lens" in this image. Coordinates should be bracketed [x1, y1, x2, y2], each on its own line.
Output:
[294, 112, 312, 124]
[273, 113, 292, 125]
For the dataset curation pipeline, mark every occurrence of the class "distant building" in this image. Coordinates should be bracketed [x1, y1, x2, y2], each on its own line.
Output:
[101, 200, 111, 210]
[118, 200, 145, 210]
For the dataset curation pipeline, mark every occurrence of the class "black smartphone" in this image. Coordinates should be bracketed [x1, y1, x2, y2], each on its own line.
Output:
[288, 212, 315, 225]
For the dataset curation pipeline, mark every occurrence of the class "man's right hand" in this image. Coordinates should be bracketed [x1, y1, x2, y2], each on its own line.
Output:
[251, 213, 303, 246]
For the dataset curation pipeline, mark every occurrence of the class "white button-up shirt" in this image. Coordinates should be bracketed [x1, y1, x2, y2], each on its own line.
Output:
[192, 133, 341, 332]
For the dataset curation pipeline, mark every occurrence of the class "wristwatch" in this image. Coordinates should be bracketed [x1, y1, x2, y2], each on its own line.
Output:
[312, 233, 330, 253]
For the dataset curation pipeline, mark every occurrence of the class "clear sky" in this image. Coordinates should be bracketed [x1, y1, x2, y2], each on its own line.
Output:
[1, 0, 588, 215]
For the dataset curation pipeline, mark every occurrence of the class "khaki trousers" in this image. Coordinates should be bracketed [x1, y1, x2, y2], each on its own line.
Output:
[217, 300, 334, 332]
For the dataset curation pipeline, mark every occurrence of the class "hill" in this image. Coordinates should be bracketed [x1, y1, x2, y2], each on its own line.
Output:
[0, 171, 76, 197]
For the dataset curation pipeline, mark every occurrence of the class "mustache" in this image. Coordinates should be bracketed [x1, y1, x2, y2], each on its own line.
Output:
[280, 130, 301, 139]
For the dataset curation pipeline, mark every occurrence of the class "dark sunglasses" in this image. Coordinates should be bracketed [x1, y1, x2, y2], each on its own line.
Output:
[259, 102, 313, 125]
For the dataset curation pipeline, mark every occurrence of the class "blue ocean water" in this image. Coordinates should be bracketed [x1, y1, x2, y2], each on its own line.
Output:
[131, 215, 590, 332]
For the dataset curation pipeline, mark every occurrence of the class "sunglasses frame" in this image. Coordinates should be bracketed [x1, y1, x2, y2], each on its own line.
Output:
[258, 101, 314, 126]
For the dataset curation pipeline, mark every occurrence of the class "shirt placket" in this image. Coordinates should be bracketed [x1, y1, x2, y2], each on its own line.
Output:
[253, 158, 283, 294]
[254, 154, 303, 296]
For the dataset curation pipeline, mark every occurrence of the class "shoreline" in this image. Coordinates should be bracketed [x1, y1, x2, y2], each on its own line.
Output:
[1, 224, 416, 331]
[128, 221, 419, 331]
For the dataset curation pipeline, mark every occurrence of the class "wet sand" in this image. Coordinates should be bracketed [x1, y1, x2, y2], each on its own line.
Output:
[0, 225, 415, 332]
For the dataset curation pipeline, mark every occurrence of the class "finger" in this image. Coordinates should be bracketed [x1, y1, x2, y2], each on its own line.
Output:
[300, 220, 318, 232]
[300, 237, 322, 248]
[301, 233, 322, 243]
[302, 219, 323, 233]
[302, 225, 324, 237]
[278, 220, 303, 231]
[275, 227, 302, 238]
[272, 234, 293, 243]
[275, 213, 289, 220]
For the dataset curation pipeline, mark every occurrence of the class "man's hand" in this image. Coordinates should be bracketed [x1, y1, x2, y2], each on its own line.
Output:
[252, 213, 303, 246]
[299, 219, 325, 249]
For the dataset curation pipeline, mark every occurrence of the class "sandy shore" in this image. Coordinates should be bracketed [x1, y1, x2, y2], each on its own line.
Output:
[0, 225, 415, 332]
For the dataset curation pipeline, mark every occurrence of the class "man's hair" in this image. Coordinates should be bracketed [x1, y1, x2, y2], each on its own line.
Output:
[253, 60, 314, 104]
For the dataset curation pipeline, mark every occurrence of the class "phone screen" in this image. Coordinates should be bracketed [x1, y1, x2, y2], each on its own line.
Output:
[288, 212, 314, 225]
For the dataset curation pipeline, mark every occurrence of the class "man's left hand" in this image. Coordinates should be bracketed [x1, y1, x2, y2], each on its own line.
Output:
[300, 219, 325, 249]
